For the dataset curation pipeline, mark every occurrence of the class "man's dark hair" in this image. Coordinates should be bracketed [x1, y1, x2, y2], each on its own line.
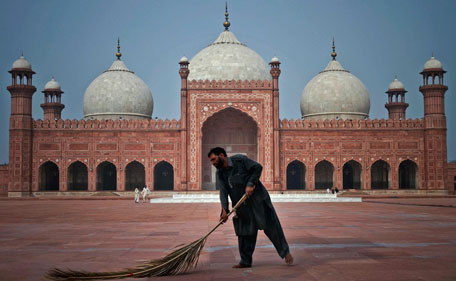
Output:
[208, 147, 227, 157]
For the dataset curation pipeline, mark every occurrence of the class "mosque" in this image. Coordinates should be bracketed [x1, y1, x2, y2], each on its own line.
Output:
[2, 6, 454, 197]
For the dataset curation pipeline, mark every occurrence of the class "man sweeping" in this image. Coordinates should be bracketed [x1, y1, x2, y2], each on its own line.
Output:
[208, 147, 293, 268]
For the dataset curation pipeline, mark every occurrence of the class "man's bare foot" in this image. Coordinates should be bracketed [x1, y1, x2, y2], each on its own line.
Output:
[285, 253, 294, 265]
[232, 264, 251, 268]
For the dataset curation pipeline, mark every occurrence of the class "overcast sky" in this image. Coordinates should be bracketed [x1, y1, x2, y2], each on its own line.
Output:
[0, 0, 455, 163]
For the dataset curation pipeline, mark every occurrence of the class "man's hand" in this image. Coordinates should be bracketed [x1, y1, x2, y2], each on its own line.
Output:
[245, 186, 255, 198]
[220, 208, 228, 223]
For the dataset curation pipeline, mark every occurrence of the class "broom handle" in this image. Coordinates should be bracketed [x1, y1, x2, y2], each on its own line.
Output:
[203, 194, 247, 239]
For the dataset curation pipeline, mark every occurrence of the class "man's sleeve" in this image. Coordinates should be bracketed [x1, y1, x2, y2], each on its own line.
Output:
[217, 171, 230, 213]
[242, 155, 263, 187]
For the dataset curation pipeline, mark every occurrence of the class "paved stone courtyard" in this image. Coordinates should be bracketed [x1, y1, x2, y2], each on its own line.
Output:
[0, 198, 455, 280]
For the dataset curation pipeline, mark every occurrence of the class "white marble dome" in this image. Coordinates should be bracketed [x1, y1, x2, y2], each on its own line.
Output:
[83, 59, 153, 120]
[300, 59, 370, 120]
[44, 77, 61, 90]
[388, 77, 404, 90]
[423, 55, 443, 70]
[12, 55, 32, 70]
[188, 31, 271, 81]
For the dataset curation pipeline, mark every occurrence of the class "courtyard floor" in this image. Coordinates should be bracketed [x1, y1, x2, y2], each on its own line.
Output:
[0, 198, 455, 281]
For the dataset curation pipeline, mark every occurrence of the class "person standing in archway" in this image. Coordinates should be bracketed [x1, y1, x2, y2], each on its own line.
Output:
[208, 147, 293, 268]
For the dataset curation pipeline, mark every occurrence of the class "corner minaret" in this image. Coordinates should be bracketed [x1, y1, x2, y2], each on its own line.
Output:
[270, 56, 281, 189]
[6, 54, 37, 196]
[179, 56, 189, 189]
[385, 76, 408, 120]
[419, 54, 448, 128]
[419, 54, 448, 190]
[41, 77, 65, 120]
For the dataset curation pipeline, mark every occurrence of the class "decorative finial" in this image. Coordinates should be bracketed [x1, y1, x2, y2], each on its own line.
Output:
[432, 52, 434, 58]
[331, 37, 337, 60]
[21, 51, 24, 57]
[116, 37, 122, 60]
[223, 1, 230, 31]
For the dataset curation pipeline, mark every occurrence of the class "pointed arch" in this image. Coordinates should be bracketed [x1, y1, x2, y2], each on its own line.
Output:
[67, 161, 88, 191]
[154, 161, 174, 191]
[96, 161, 117, 191]
[399, 160, 418, 189]
[125, 161, 145, 191]
[201, 107, 258, 190]
[315, 160, 334, 190]
[343, 160, 362, 189]
[39, 161, 59, 191]
[371, 160, 390, 189]
[286, 160, 306, 190]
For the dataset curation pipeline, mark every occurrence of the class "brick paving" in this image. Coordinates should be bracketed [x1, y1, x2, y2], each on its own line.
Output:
[0, 198, 455, 281]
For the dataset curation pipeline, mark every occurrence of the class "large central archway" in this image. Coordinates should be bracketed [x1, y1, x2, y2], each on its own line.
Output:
[201, 108, 258, 190]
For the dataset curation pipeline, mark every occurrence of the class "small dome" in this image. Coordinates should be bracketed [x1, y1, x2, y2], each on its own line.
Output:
[188, 31, 271, 81]
[179, 56, 188, 63]
[44, 77, 61, 90]
[270, 56, 280, 63]
[423, 55, 443, 70]
[388, 77, 404, 90]
[83, 59, 153, 120]
[12, 55, 32, 70]
[300, 59, 370, 120]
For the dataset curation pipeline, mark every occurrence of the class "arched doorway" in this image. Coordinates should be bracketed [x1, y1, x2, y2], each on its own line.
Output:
[39, 161, 59, 191]
[201, 107, 258, 190]
[67, 161, 88, 191]
[399, 160, 418, 189]
[125, 161, 145, 191]
[343, 160, 362, 189]
[96, 161, 117, 191]
[315, 160, 334, 190]
[371, 160, 390, 189]
[286, 160, 306, 190]
[154, 161, 173, 190]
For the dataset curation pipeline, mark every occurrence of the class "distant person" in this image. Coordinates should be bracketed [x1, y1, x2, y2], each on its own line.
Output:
[326, 188, 331, 194]
[134, 187, 140, 203]
[142, 185, 150, 203]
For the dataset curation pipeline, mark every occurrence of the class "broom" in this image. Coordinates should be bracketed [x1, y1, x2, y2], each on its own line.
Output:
[46, 194, 247, 280]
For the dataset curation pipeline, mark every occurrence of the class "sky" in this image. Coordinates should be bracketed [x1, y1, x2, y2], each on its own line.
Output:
[0, 0, 455, 164]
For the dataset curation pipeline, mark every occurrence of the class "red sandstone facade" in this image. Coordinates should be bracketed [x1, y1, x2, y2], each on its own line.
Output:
[4, 55, 451, 196]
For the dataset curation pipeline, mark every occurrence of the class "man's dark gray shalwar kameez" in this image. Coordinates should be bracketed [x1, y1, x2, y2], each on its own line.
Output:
[217, 154, 290, 267]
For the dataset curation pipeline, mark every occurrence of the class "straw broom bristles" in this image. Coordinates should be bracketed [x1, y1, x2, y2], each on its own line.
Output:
[46, 194, 247, 280]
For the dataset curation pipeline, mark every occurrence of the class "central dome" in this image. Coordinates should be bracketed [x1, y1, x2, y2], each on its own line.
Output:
[187, 30, 271, 81]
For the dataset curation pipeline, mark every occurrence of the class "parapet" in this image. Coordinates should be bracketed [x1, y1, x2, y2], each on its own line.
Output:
[187, 79, 272, 89]
[33, 118, 181, 130]
[280, 118, 424, 129]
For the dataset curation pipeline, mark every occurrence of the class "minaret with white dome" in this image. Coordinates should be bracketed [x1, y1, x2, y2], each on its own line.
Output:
[300, 39, 370, 120]
[41, 77, 65, 120]
[83, 39, 154, 120]
[385, 76, 408, 120]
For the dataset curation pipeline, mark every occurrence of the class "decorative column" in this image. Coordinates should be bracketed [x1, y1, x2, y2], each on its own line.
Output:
[270, 56, 281, 190]
[179, 56, 189, 190]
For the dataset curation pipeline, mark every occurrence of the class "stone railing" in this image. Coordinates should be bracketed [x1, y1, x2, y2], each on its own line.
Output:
[187, 79, 272, 89]
[280, 118, 424, 129]
[33, 118, 181, 130]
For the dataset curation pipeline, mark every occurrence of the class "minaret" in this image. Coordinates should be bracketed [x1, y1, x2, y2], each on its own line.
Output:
[419, 54, 448, 190]
[6, 54, 37, 196]
[385, 76, 408, 120]
[419, 54, 447, 128]
[41, 77, 65, 120]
